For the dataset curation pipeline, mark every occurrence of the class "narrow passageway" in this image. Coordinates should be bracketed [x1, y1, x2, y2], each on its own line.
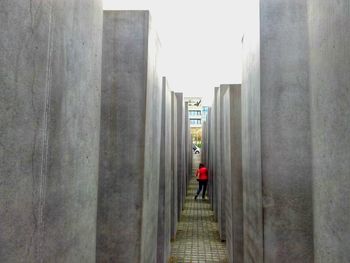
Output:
[170, 155, 228, 263]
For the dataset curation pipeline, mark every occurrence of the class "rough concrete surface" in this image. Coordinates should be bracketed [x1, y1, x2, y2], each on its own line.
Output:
[222, 85, 243, 263]
[217, 85, 229, 241]
[97, 11, 161, 263]
[308, 1, 350, 262]
[242, 0, 314, 262]
[157, 77, 172, 263]
[0, 1, 102, 262]
[260, 1, 313, 261]
[241, 1, 263, 261]
[212, 87, 219, 219]
[171, 91, 178, 240]
[176, 93, 185, 220]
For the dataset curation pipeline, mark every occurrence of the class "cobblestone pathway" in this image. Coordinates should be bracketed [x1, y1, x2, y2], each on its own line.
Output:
[169, 157, 228, 263]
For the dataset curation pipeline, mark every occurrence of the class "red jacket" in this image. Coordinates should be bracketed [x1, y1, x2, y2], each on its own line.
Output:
[196, 167, 208, 181]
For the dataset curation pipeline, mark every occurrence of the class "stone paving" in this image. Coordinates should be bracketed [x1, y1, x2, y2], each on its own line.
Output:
[170, 156, 228, 263]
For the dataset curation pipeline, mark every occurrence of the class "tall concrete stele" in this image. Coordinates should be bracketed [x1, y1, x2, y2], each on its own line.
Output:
[97, 11, 162, 263]
[175, 93, 186, 221]
[203, 85, 243, 263]
[242, 0, 313, 262]
[0, 1, 103, 262]
[170, 92, 179, 241]
[203, 1, 350, 263]
[308, 1, 350, 262]
[157, 77, 172, 263]
[222, 85, 243, 263]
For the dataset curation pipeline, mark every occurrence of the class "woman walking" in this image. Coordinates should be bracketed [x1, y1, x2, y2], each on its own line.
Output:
[194, 163, 208, 200]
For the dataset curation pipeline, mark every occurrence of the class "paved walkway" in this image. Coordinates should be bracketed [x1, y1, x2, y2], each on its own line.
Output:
[170, 157, 228, 263]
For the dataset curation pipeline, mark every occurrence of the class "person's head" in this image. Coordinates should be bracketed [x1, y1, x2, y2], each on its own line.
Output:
[199, 163, 205, 168]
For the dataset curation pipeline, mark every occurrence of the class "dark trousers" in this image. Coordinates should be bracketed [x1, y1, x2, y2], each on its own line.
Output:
[196, 180, 208, 198]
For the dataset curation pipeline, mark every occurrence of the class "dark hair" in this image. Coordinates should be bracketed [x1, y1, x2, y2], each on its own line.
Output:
[199, 163, 205, 168]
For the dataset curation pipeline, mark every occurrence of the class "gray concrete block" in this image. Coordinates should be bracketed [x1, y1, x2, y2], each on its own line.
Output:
[175, 93, 185, 220]
[222, 85, 243, 263]
[217, 85, 229, 241]
[241, 2, 263, 261]
[208, 109, 213, 206]
[157, 77, 172, 263]
[171, 92, 178, 240]
[97, 11, 162, 263]
[242, 0, 313, 262]
[213, 87, 219, 219]
[308, 1, 350, 262]
[0, 1, 102, 262]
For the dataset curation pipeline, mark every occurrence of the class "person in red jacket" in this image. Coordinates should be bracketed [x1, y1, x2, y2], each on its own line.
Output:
[195, 163, 208, 200]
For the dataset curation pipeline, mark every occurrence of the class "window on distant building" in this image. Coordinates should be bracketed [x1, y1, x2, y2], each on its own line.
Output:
[190, 119, 201, 125]
[189, 110, 202, 116]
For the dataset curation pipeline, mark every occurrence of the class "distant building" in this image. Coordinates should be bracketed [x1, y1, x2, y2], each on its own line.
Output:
[185, 97, 203, 128]
[185, 97, 206, 147]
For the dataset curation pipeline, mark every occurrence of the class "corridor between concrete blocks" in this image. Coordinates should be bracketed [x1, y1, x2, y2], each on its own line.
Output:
[170, 155, 228, 263]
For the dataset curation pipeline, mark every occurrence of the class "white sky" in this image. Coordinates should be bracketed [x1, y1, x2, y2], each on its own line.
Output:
[103, 0, 244, 105]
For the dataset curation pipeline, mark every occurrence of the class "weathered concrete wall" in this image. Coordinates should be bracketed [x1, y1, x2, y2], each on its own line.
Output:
[223, 88, 233, 261]
[157, 77, 172, 263]
[308, 1, 350, 262]
[213, 87, 219, 218]
[217, 85, 229, 241]
[207, 111, 212, 204]
[176, 93, 185, 220]
[223, 85, 243, 263]
[241, 1, 263, 261]
[0, 1, 102, 262]
[242, 0, 313, 262]
[170, 92, 178, 240]
[97, 11, 161, 263]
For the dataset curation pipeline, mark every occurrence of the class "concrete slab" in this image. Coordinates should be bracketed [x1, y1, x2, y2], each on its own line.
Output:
[0, 1, 102, 262]
[175, 93, 185, 220]
[222, 85, 243, 263]
[97, 11, 162, 263]
[242, 0, 313, 261]
[157, 77, 172, 263]
[213, 87, 219, 219]
[217, 85, 229, 241]
[170, 92, 178, 240]
[308, 1, 350, 262]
